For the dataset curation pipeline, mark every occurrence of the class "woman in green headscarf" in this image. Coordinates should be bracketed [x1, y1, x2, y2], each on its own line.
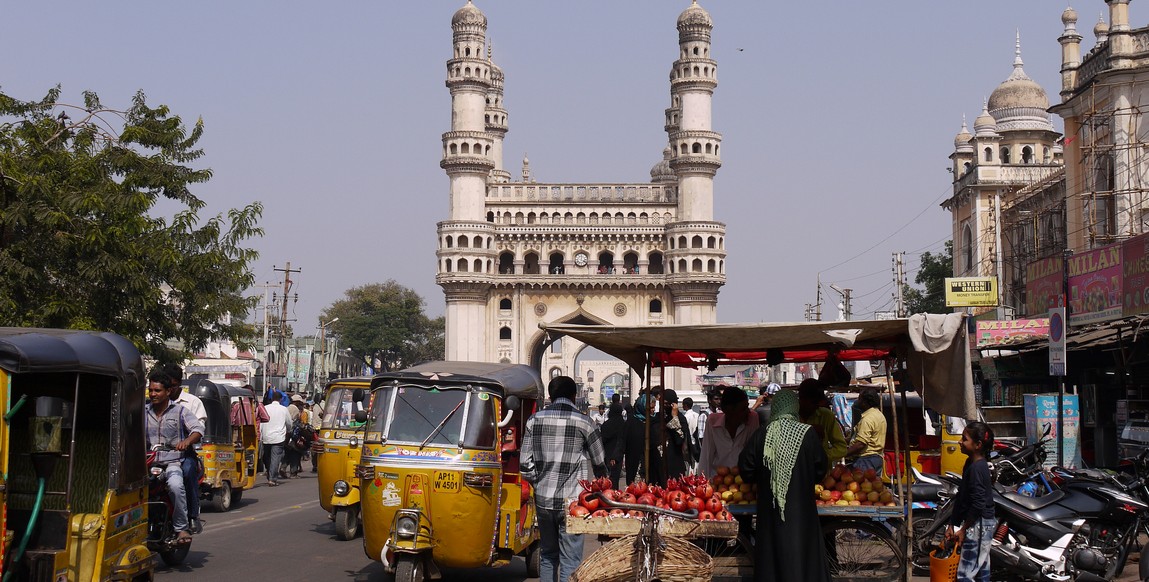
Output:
[739, 389, 830, 582]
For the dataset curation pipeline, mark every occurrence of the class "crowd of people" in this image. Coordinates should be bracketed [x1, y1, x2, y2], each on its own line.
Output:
[522, 375, 900, 582]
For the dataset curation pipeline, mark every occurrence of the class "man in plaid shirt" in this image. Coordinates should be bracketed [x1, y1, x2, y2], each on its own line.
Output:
[522, 375, 607, 582]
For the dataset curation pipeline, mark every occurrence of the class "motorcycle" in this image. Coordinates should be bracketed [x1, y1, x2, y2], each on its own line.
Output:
[146, 445, 196, 566]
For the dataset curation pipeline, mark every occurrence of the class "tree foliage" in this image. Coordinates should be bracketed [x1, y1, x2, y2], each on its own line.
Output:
[903, 240, 954, 315]
[321, 281, 444, 373]
[0, 86, 263, 361]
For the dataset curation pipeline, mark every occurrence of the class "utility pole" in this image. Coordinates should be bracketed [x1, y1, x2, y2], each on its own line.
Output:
[893, 252, 906, 318]
[272, 262, 301, 388]
[829, 284, 852, 321]
[815, 275, 823, 321]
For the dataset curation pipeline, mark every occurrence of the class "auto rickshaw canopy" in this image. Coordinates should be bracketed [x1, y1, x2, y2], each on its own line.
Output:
[0, 327, 145, 380]
[374, 361, 542, 401]
[542, 313, 976, 420]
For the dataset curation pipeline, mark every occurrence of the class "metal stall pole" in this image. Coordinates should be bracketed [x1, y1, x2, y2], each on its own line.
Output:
[886, 361, 910, 582]
[643, 353, 652, 483]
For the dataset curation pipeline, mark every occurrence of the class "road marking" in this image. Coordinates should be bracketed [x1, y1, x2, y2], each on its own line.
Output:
[202, 501, 319, 533]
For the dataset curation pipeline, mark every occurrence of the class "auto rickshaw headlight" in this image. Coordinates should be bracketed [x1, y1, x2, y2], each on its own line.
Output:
[334, 480, 351, 497]
[349, 436, 359, 448]
[396, 515, 417, 539]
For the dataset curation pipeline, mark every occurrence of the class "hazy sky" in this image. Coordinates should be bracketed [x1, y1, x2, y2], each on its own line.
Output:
[3, 1, 1106, 333]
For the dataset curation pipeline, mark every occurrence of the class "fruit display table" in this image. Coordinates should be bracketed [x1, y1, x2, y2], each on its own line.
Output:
[565, 513, 738, 539]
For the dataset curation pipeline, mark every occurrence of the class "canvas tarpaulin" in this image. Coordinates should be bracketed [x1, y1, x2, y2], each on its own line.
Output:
[542, 313, 976, 419]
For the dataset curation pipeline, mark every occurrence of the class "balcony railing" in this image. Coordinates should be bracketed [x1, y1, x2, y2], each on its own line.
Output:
[487, 183, 676, 203]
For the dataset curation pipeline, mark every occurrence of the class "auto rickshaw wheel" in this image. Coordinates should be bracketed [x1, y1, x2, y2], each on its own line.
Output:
[210, 481, 232, 512]
[160, 543, 190, 567]
[230, 487, 243, 506]
[525, 541, 540, 578]
[334, 505, 360, 540]
[393, 555, 425, 582]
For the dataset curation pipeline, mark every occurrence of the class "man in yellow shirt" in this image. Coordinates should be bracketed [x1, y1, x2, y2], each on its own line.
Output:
[797, 379, 847, 470]
[846, 388, 886, 474]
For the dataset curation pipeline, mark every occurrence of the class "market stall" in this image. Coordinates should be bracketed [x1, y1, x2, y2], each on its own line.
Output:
[547, 314, 975, 582]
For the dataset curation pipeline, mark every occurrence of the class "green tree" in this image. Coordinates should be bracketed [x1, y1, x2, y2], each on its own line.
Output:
[321, 282, 444, 373]
[0, 87, 263, 360]
[903, 240, 954, 315]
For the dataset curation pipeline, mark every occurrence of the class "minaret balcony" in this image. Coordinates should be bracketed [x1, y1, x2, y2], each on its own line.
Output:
[441, 155, 495, 173]
[670, 77, 717, 93]
[668, 154, 721, 174]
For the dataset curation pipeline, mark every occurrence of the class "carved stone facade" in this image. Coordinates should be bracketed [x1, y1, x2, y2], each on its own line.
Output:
[437, 1, 725, 399]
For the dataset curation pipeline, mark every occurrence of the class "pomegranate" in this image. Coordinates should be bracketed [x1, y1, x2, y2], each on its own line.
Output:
[698, 510, 714, 521]
[667, 491, 687, 512]
[579, 491, 600, 512]
[570, 505, 590, 517]
[705, 497, 723, 514]
[686, 496, 705, 512]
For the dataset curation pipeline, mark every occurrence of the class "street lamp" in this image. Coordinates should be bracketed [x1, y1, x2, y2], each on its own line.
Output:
[318, 317, 339, 394]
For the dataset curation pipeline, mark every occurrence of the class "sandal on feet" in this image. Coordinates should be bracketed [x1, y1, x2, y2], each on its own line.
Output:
[268, 480, 280, 486]
[176, 531, 193, 545]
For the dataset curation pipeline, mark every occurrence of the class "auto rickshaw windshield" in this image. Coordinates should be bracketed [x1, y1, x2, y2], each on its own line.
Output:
[370, 385, 497, 449]
[322, 387, 373, 429]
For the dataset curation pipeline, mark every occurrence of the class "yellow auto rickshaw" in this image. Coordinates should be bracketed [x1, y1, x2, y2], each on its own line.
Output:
[0, 328, 155, 581]
[188, 379, 259, 512]
[356, 361, 541, 581]
[315, 377, 372, 540]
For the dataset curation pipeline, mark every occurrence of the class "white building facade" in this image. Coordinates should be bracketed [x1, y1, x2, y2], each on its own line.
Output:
[436, 1, 726, 397]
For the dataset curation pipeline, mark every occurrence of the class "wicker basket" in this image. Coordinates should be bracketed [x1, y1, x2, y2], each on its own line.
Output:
[571, 534, 713, 582]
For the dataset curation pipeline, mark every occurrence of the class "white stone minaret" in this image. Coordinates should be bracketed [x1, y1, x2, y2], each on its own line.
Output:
[438, 0, 496, 361]
[486, 41, 511, 183]
[665, 1, 726, 332]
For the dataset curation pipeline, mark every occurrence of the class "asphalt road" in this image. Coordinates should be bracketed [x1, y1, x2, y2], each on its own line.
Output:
[153, 472, 545, 582]
[153, 473, 1144, 582]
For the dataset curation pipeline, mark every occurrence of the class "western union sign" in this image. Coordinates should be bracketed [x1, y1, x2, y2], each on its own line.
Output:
[945, 277, 999, 307]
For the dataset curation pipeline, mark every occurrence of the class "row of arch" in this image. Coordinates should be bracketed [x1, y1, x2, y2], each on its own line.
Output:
[981, 145, 1052, 165]
[673, 64, 715, 80]
[487, 211, 674, 225]
[668, 234, 724, 250]
[446, 141, 491, 156]
[498, 251, 664, 275]
[677, 141, 719, 156]
[442, 234, 494, 249]
[449, 62, 493, 82]
[485, 113, 506, 126]
[681, 45, 710, 58]
[440, 254, 724, 275]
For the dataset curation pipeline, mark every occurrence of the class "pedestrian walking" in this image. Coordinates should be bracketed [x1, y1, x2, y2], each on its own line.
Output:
[521, 376, 608, 582]
[600, 402, 625, 486]
[260, 390, 292, 486]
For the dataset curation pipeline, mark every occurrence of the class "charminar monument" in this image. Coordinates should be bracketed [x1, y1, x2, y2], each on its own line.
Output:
[436, 1, 726, 401]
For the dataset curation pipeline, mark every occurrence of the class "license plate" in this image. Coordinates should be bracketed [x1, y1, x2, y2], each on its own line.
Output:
[433, 470, 459, 493]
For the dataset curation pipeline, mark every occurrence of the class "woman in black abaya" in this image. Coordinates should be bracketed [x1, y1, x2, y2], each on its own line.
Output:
[739, 389, 831, 582]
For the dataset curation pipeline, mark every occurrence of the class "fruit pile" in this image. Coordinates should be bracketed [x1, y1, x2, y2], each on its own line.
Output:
[711, 465, 758, 505]
[566, 475, 735, 521]
[814, 466, 895, 507]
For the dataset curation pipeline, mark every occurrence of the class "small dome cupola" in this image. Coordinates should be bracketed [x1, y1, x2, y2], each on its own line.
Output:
[974, 100, 999, 137]
[1062, 6, 1078, 27]
[650, 147, 677, 183]
[1095, 13, 1110, 43]
[954, 117, 973, 152]
[452, 1, 487, 28]
[677, 0, 712, 28]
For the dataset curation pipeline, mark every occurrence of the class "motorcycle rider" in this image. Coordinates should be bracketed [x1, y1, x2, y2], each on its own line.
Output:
[947, 421, 995, 582]
[145, 370, 204, 545]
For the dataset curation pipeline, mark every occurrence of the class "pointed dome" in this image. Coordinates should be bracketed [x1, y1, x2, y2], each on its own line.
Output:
[954, 118, 973, 151]
[452, 1, 486, 28]
[987, 32, 1050, 112]
[650, 147, 677, 184]
[974, 101, 999, 137]
[1095, 14, 1110, 38]
[678, 1, 713, 27]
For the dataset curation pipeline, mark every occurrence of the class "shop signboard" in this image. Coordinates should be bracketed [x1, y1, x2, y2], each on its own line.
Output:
[1025, 256, 1063, 317]
[1023, 393, 1080, 469]
[1067, 244, 1122, 326]
[944, 277, 998, 307]
[975, 318, 1050, 348]
[1123, 231, 1149, 317]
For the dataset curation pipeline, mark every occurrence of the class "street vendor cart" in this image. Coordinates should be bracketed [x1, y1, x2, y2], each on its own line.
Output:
[546, 314, 977, 582]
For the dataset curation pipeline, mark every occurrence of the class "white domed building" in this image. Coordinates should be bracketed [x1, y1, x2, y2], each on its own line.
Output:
[943, 32, 1064, 316]
[436, 1, 726, 402]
